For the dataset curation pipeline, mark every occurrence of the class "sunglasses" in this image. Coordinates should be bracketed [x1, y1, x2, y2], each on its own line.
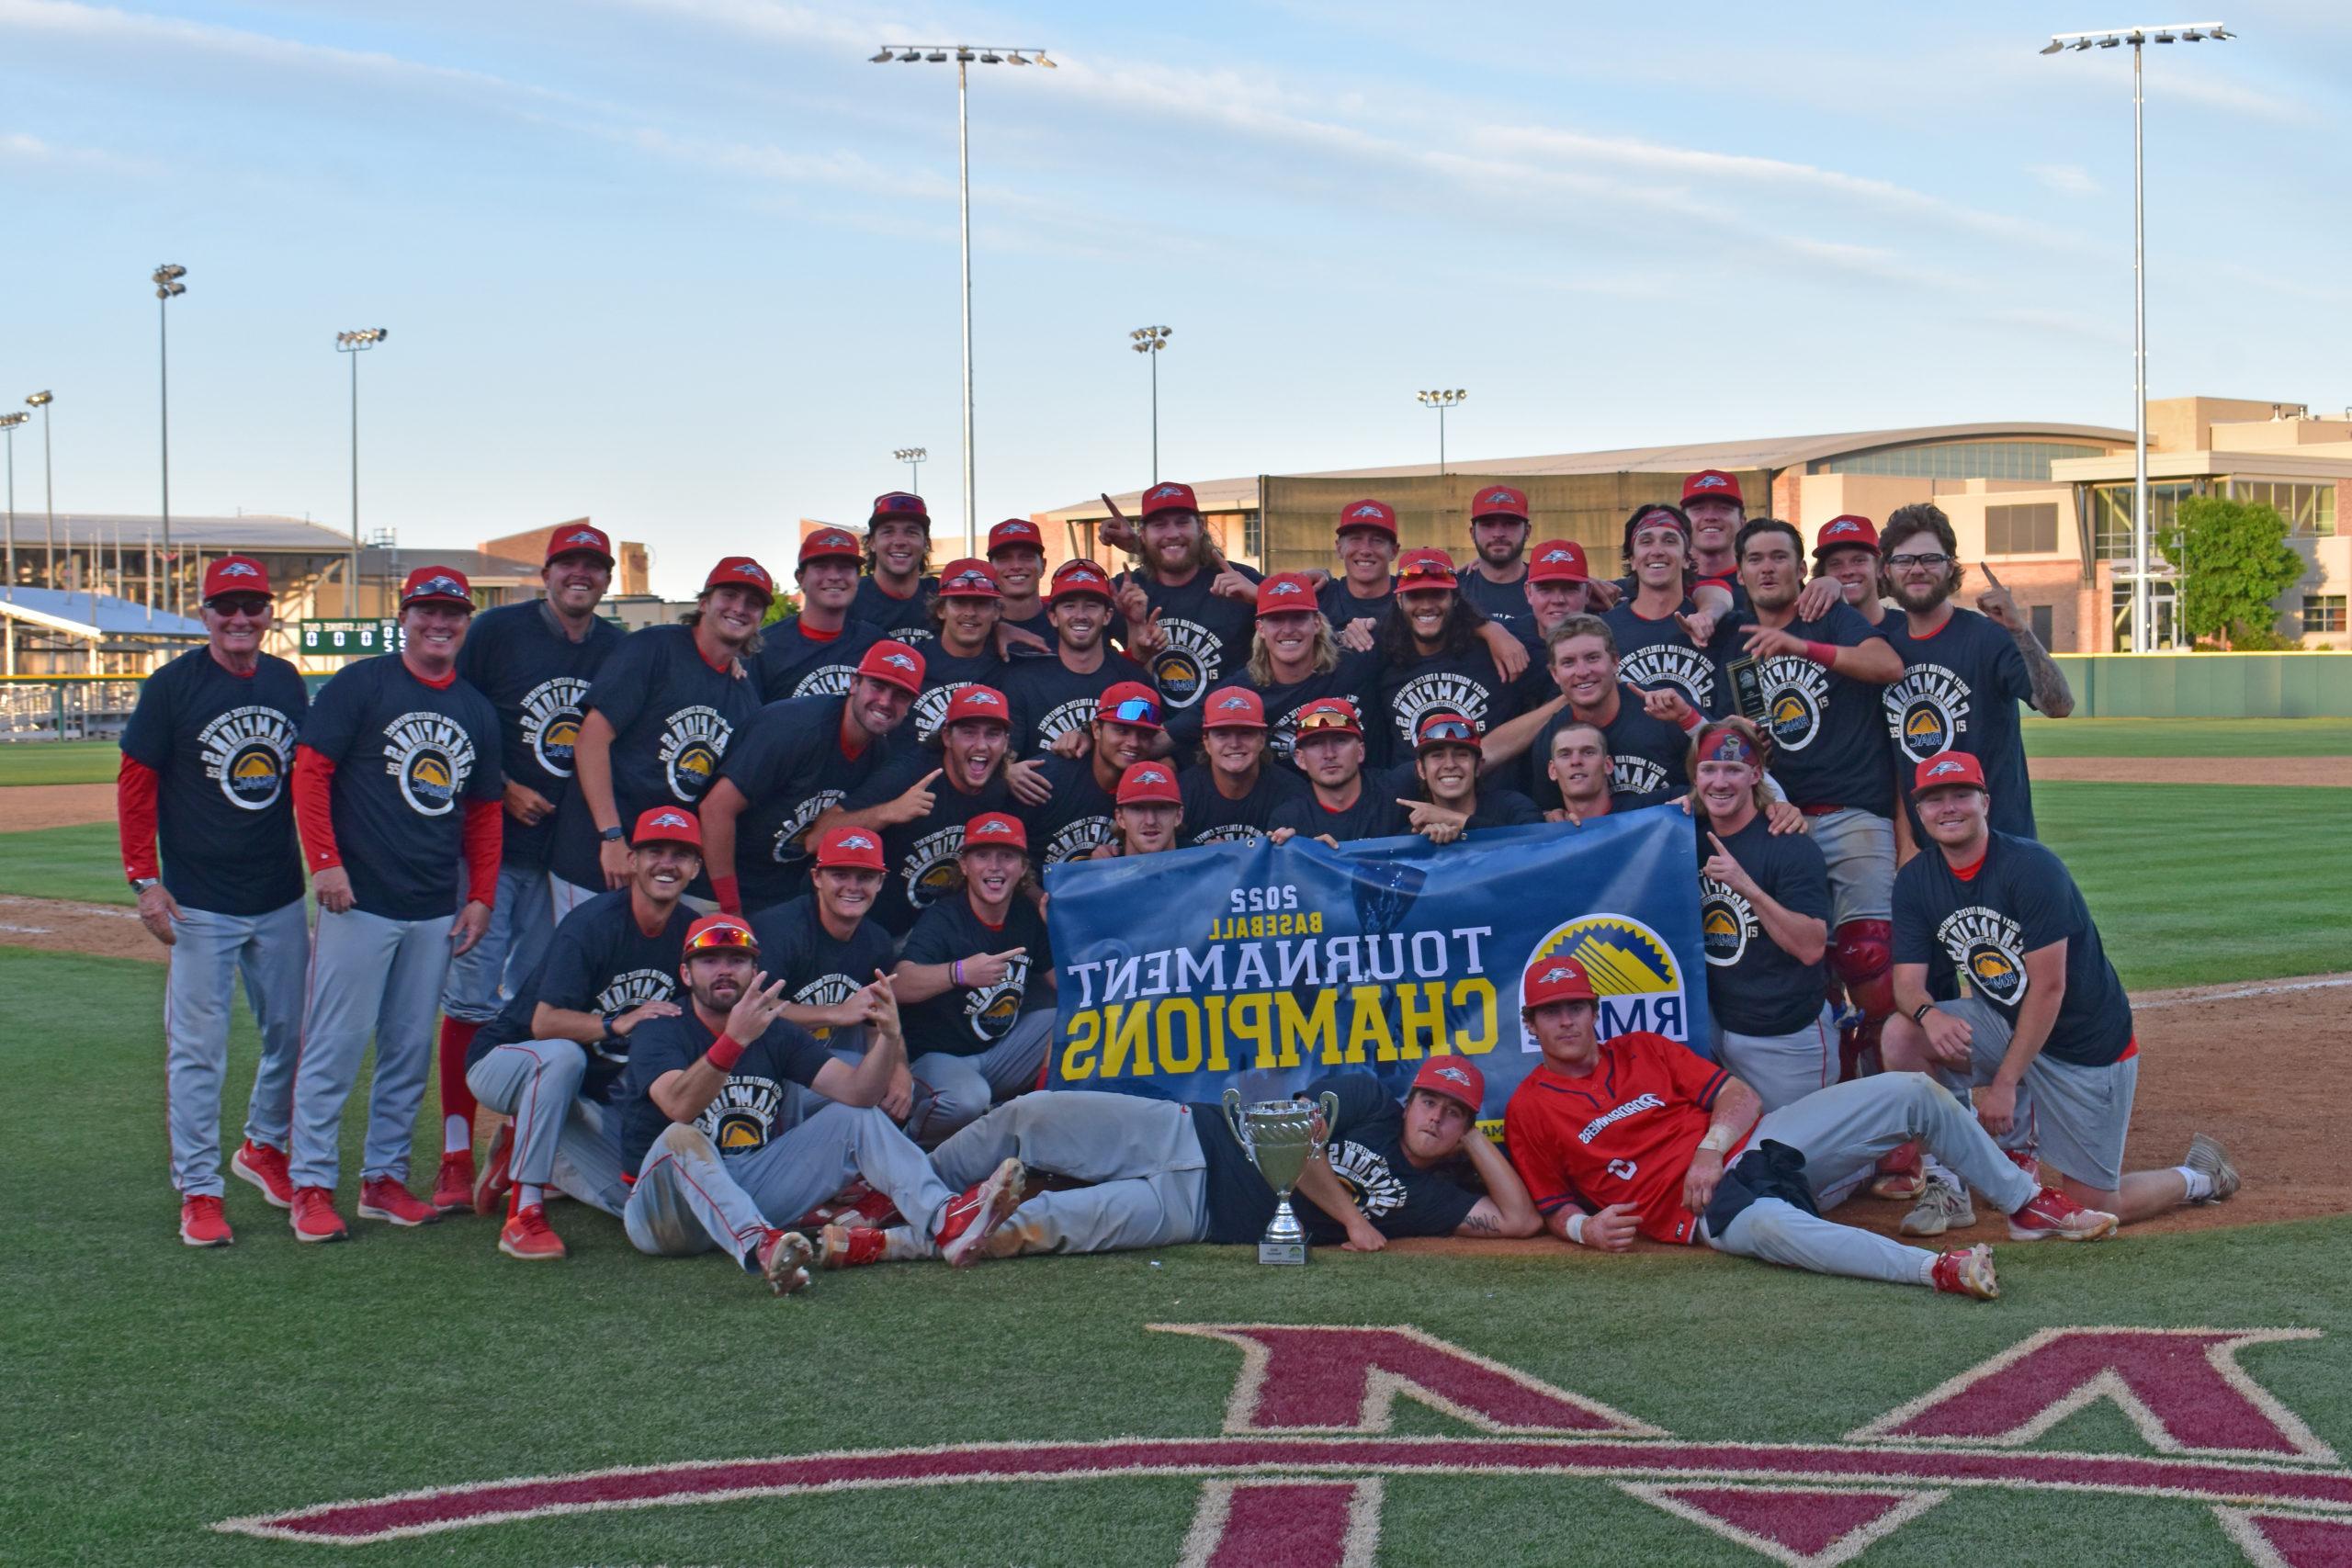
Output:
[207, 595, 270, 617]
[1419, 718, 1478, 744]
[684, 924, 758, 955]
[1104, 696, 1161, 726]
[1295, 707, 1360, 733]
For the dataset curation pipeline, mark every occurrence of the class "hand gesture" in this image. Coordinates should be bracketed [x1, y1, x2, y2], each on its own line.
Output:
[1682, 1148, 1724, 1214]
[1210, 569, 1257, 603]
[1585, 576, 1623, 611]
[859, 968, 902, 1040]
[1974, 561, 2020, 631]
[1740, 624, 1805, 660]
[1338, 617, 1377, 653]
[1113, 573, 1152, 630]
[1675, 608, 1718, 649]
[1764, 799, 1808, 836]
[1126, 604, 1168, 658]
[1047, 727, 1091, 760]
[136, 881, 184, 947]
[1702, 831, 1758, 899]
[1974, 1077, 2018, 1138]
[1400, 798, 1464, 845]
[1792, 576, 1843, 621]
[1583, 1202, 1640, 1252]
[892, 768, 944, 826]
[312, 863, 356, 915]
[1005, 758, 1052, 807]
[958, 947, 1026, 988]
[1921, 1006, 1973, 1067]
[614, 998, 683, 1035]
[503, 780, 556, 827]
[1097, 493, 1139, 554]
[1640, 686, 1697, 728]
[724, 970, 789, 1043]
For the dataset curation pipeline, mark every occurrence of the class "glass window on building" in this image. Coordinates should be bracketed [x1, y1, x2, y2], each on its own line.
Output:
[2305, 595, 2347, 634]
[1242, 510, 1264, 562]
[2111, 578, 2179, 649]
[2089, 483, 2199, 561]
[1811, 441, 2109, 481]
[2227, 480, 2336, 537]
[1984, 502, 2059, 555]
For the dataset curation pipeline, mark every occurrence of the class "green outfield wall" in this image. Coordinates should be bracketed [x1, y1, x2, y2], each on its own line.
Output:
[2052, 653, 2351, 716]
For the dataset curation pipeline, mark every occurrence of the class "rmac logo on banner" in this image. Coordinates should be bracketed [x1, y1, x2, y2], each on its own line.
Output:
[1042, 807, 1713, 1120]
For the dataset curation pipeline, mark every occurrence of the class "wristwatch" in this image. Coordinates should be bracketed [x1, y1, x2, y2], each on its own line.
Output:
[599, 826, 627, 843]
[1911, 1002, 1934, 1024]
[130, 876, 160, 895]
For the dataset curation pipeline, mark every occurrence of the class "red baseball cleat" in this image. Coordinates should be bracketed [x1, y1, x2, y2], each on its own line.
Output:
[290, 1186, 349, 1244]
[231, 1140, 294, 1209]
[2005, 1146, 2042, 1185]
[357, 1177, 444, 1228]
[472, 1124, 513, 1217]
[432, 1150, 476, 1213]
[754, 1228, 813, 1295]
[819, 1223, 923, 1269]
[498, 1201, 566, 1261]
[2008, 1187, 2120, 1243]
[1930, 1244, 1999, 1300]
[1869, 1141, 1923, 1201]
[936, 1156, 1025, 1269]
[179, 1194, 233, 1247]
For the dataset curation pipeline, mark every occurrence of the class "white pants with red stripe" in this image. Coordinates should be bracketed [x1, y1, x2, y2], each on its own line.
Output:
[164, 897, 309, 1196]
[463, 1041, 629, 1215]
[1713, 1003, 1838, 1114]
[621, 1107, 954, 1259]
[288, 906, 456, 1191]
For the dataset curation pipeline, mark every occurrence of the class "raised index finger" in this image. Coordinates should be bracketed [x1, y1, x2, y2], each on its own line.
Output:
[1980, 560, 2005, 589]
[920, 768, 944, 787]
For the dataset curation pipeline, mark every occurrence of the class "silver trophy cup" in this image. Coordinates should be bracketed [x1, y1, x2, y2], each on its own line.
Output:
[1223, 1089, 1340, 1265]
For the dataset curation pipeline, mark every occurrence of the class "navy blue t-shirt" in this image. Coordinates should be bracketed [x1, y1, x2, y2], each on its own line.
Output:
[1881, 608, 2039, 839]
[751, 895, 898, 1049]
[619, 1010, 831, 1170]
[755, 616, 883, 704]
[549, 625, 762, 890]
[1605, 599, 1723, 716]
[1720, 602, 1895, 817]
[1196, 1073, 1481, 1246]
[1893, 831, 2132, 1067]
[120, 647, 309, 917]
[1317, 575, 1396, 634]
[455, 601, 623, 870]
[899, 891, 1053, 1059]
[469, 888, 692, 1100]
[1168, 651, 1386, 776]
[714, 695, 898, 915]
[842, 748, 1016, 936]
[1374, 642, 1521, 759]
[1022, 755, 1122, 864]
[1529, 688, 1692, 812]
[849, 575, 936, 645]
[1127, 564, 1261, 711]
[1456, 565, 1532, 637]
[909, 644, 1009, 745]
[1698, 813, 1832, 1036]
[300, 654, 503, 921]
[1179, 761, 1309, 847]
[1271, 780, 1409, 842]
[1001, 649, 1156, 757]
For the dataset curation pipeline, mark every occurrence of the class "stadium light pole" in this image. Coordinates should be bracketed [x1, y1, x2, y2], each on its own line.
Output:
[869, 41, 1057, 556]
[27, 391, 54, 591]
[1, 410, 24, 601]
[1417, 389, 1466, 474]
[894, 446, 928, 495]
[1131, 325, 1172, 485]
[335, 329, 388, 617]
[2041, 22, 2232, 652]
[153, 265, 187, 615]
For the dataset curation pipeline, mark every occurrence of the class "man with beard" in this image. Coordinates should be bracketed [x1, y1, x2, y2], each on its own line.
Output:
[1400, 711, 1542, 841]
[757, 528, 885, 702]
[1167, 572, 1383, 776]
[463, 805, 700, 1259]
[849, 491, 938, 644]
[434, 524, 625, 1209]
[1002, 560, 1153, 757]
[1317, 499, 1403, 646]
[699, 639, 922, 917]
[1374, 548, 1525, 758]
[552, 558, 772, 913]
[827, 684, 1022, 939]
[1092, 759, 1187, 858]
[1178, 687, 1307, 847]
[891, 812, 1055, 1139]
[1456, 484, 1537, 635]
[1108, 481, 1261, 712]
[1270, 698, 1408, 845]
[1812, 515, 1889, 630]
[1024, 681, 1162, 864]
[910, 558, 1012, 744]
[1877, 503, 2074, 843]
[617, 915, 1024, 1291]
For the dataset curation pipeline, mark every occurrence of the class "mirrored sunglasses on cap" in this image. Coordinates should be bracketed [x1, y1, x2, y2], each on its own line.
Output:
[1105, 694, 1161, 726]
[684, 921, 758, 955]
[1419, 717, 1478, 744]
[1295, 705, 1360, 734]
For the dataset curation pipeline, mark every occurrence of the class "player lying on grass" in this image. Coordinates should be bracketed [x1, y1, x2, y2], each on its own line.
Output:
[813, 1061, 1542, 1269]
[1501, 953, 2121, 1301]
[612, 914, 1023, 1294]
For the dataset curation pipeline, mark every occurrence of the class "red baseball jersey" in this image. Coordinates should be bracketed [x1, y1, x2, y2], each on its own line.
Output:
[1503, 1032, 1736, 1245]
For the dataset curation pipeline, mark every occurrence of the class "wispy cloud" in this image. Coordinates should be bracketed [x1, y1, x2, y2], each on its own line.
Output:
[0, 130, 153, 174]
[2030, 163, 2099, 196]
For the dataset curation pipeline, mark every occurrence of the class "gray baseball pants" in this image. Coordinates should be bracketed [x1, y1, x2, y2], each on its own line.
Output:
[164, 897, 310, 1197]
[439, 863, 557, 1022]
[288, 906, 456, 1191]
[1704, 1073, 2040, 1286]
[907, 1010, 1057, 1146]
[924, 1091, 1212, 1258]
[622, 1105, 956, 1258]
[1805, 807, 1895, 926]
[1713, 1003, 1839, 1114]
[463, 1041, 630, 1215]
[1931, 996, 2137, 1190]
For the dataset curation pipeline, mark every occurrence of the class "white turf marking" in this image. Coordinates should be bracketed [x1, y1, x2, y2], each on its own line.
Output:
[2134, 976, 2352, 1011]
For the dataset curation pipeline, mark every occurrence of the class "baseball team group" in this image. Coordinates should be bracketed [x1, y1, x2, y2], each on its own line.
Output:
[118, 473, 2239, 1298]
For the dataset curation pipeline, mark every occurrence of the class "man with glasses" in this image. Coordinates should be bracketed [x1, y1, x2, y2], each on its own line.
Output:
[1401, 711, 1543, 842]
[119, 556, 311, 1247]
[1270, 698, 1408, 845]
[1025, 681, 1164, 863]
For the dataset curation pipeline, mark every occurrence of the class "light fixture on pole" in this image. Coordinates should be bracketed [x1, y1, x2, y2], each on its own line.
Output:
[26, 391, 54, 592]
[894, 446, 929, 494]
[0, 410, 24, 601]
[869, 41, 1058, 555]
[2041, 21, 2232, 652]
[335, 329, 389, 616]
[1130, 325, 1172, 485]
[153, 265, 187, 615]
[1417, 389, 1467, 474]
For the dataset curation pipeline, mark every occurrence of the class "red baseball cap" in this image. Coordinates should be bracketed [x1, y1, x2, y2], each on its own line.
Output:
[1201, 687, 1267, 729]
[683, 913, 759, 957]
[937, 558, 1001, 599]
[1913, 750, 1986, 795]
[1255, 572, 1320, 617]
[798, 527, 864, 568]
[1470, 484, 1529, 523]
[961, 811, 1029, 854]
[1116, 760, 1181, 806]
[855, 638, 926, 694]
[987, 518, 1044, 556]
[1815, 514, 1881, 558]
[631, 806, 703, 851]
[1681, 469, 1744, 508]
[1522, 953, 1597, 1009]
[1137, 480, 1200, 519]
[703, 557, 774, 603]
[1409, 1056, 1486, 1114]
[1095, 681, 1162, 731]
[544, 523, 615, 567]
[1048, 560, 1116, 604]
[814, 825, 887, 872]
[1396, 547, 1459, 592]
[1527, 539, 1590, 584]
[943, 683, 1011, 727]
[1292, 697, 1363, 739]
[399, 565, 473, 611]
[1336, 498, 1398, 538]
[870, 491, 930, 528]
[200, 555, 272, 602]
[1414, 711, 1482, 753]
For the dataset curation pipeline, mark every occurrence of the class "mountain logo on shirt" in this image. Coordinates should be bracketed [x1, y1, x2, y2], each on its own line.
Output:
[1619, 646, 1717, 711]
[967, 952, 1029, 1041]
[700, 1075, 786, 1154]
[1523, 915, 1689, 1047]
[1884, 666, 1973, 763]
[1149, 618, 1223, 707]
[791, 970, 860, 1043]
[521, 677, 592, 776]
[659, 705, 734, 802]
[772, 789, 844, 865]
[1698, 879, 1755, 967]
[381, 710, 479, 817]
[1757, 656, 1829, 752]
[904, 823, 967, 907]
[199, 705, 298, 811]
[1936, 906, 2030, 1008]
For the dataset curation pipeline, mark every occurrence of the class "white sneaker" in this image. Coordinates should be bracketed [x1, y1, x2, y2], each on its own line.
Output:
[1901, 1174, 1977, 1237]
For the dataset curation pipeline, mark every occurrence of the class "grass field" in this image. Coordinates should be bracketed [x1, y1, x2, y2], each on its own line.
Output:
[2020, 716, 2351, 756]
[0, 821, 135, 905]
[0, 736, 119, 784]
[6, 946, 2347, 1567]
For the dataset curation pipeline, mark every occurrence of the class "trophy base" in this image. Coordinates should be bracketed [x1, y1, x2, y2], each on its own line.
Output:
[1257, 1240, 1307, 1266]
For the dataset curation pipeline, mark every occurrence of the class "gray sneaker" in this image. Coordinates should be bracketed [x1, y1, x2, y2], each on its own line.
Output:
[2185, 1133, 2239, 1202]
[1900, 1174, 1977, 1237]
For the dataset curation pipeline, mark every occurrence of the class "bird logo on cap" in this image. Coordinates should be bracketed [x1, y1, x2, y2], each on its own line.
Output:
[1482, 491, 1515, 507]
[975, 819, 1013, 836]
[1690, 474, 1731, 490]
[1927, 759, 1967, 779]
[562, 530, 601, 547]
[841, 832, 875, 851]
[1825, 521, 1860, 537]
[1541, 548, 1573, 563]
[1146, 485, 1186, 503]
[1540, 965, 1577, 984]
[652, 810, 690, 829]
[1216, 694, 1250, 710]
[1267, 580, 1304, 596]
[1349, 503, 1385, 518]
[885, 652, 917, 671]
[743, 563, 771, 585]
[220, 561, 260, 578]
[1432, 1065, 1472, 1086]
[966, 690, 1001, 705]
[814, 529, 855, 548]
[1138, 768, 1168, 784]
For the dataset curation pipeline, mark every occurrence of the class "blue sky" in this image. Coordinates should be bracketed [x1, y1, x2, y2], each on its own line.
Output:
[3, 1, 2345, 597]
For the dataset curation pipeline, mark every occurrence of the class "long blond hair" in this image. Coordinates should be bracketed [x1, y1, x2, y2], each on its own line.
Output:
[1247, 613, 1340, 683]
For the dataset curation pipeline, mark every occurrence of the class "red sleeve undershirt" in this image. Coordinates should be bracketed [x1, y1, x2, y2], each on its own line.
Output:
[462, 797, 502, 908]
[292, 744, 342, 872]
[117, 756, 161, 883]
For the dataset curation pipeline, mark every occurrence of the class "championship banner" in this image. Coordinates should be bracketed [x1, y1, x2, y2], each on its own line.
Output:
[1042, 808, 1715, 1123]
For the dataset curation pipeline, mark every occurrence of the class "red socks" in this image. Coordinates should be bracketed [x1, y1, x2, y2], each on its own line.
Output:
[438, 1018, 481, 1152]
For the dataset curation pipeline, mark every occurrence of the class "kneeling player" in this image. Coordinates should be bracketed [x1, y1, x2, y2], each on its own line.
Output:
[615, 915, 1021, 1292]
[818, 1062, 1538, 1267]
[1503, 955, 2120, 1300]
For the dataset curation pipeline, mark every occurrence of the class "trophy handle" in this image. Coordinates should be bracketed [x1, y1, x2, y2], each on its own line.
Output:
[1311, 1090, 1340, 1156]
[1222, 1087, 1248, 1150]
